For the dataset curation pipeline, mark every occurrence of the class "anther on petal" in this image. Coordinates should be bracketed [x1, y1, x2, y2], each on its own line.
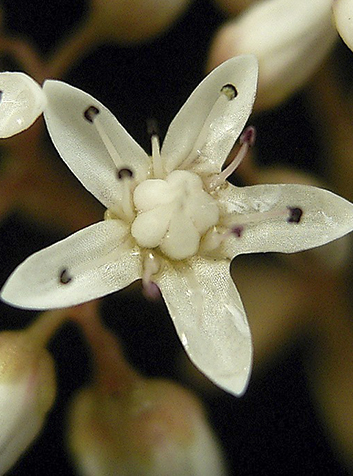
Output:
[84, 105, 100, 123]
[116, 167, 134, 180]
[220, 83, 238, 100]
[59, 268, 72, 284]
[232, 226, 244, 238]
[239, 125, 256, 147]
[287, 206, 303, 224]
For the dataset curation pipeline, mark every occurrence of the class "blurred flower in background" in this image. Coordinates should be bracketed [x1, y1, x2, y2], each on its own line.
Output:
[1, 0, 353, 475]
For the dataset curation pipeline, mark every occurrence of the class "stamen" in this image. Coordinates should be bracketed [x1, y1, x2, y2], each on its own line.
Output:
[231, 225, 244, 237]
[59, 268, 72, 285]
[83, 105, 125, 169]
[116, 167, 135, 221]
[117, 168, 134, 180]
[220, 84, 238, 100]
[223, 205, 304, 228]
[151, 134, 164, 179]
[142, 252, 161, 300]
[179, 84, 239, 169]
[206, 126, 256, 191]
[287, 207, 303, 224]
[0, 90, 3, 103]
[84, 105, 99, 123]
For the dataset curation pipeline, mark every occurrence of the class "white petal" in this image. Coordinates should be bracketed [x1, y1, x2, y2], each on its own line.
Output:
[43, 80, 149, 212]
[161, 55, 258, 175]
[1, 220, 141, 310]
[217, 183, 353, 258]
[333, 0, 353, 51]
[156, 256, 252, 396]
[0, 72, 46, 138]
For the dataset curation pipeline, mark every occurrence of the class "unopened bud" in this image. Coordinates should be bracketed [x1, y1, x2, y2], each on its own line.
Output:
[333, 0, 353, 52]
[68, 379, 227, 476]
[0, 72, 46, 138]
[0, 328, 56, 474]
[208, 0, 337, 111]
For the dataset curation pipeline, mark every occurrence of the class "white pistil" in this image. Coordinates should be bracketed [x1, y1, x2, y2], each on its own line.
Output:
[151, 134, 164, 179]
[142, 252, 161, 299]
[206, 126, 255, 191]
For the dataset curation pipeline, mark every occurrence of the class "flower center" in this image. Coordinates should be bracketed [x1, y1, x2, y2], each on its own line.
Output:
[131, 170, 219, 260]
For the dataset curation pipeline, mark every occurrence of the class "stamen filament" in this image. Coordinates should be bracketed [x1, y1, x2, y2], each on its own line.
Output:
[119, 173, 135, 222]
[142, 252, 161, 300]
[151, 134, 164, 179]
[93, 116, 125, 169]
[179, 93, 230, 170]
[223, 205, 303, 228]
[206, 126, 256, 191]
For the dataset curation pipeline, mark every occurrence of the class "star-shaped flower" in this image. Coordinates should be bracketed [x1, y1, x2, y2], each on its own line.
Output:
[2, 55, 353, 396]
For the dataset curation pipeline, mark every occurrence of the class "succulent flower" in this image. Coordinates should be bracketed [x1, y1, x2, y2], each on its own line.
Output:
[0, 72, 46, 138]
[2, 55, 353, 396]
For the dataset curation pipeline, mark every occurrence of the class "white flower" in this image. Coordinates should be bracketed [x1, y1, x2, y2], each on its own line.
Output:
[0, 72, 46, 138]
[2, 55, 353, 396]
[208, 0, 337, 110]
[333, 0, 353, 51]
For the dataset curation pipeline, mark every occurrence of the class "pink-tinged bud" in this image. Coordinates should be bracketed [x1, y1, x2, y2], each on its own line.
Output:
[68, 379, 227, 476]
[0, 329, 56, 475]
[207, 0, 337, 111]
[333, 0, 353, 52]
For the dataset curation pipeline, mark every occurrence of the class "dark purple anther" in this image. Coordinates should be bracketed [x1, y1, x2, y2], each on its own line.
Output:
[142, 281, 161, 301]
[240, 126, 256, 147]
[231, 225, 244, 238]
[221, 84, 238, 100]
[117, 167, 134, 180]
[287, 207, 303, 224]
[84, 105, 100, 123]
[0, 91, 3, 103]
[147, 118, 159, 137]
[59, 268, 72, 285]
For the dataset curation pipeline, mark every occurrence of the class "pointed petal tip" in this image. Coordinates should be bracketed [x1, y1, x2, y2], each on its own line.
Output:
[208, 365, 251, 397]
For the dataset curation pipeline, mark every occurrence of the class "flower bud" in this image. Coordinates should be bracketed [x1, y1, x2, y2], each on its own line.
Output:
[0, 328, 56, 475]
[333, 0, 353, 52]
[68, 379, 227, 476]
[0, 72, 46, 138]
[214, 0, 255, 16]
[207, 0, 337, 111]
[89, 0, 192, 44]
